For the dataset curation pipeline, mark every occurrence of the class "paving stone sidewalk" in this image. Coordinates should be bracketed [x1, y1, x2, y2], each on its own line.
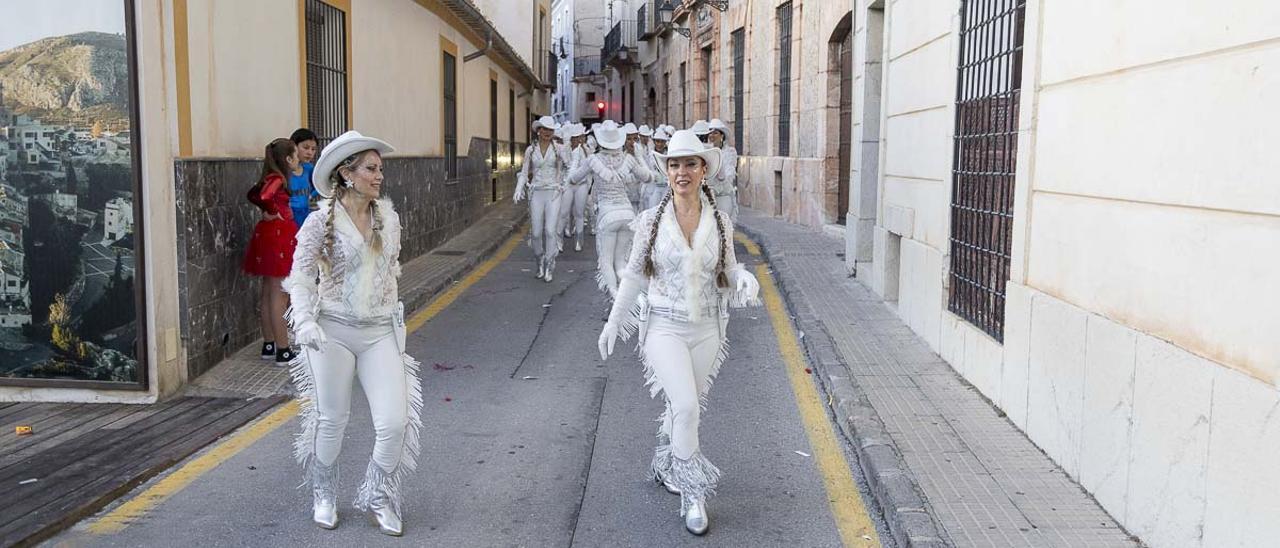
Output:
[736, 209, 1137, 548]
[188, 200, 527, 398]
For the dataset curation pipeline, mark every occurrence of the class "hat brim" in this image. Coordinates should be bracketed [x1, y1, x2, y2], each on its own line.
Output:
[312, 136, 395, 198]
[596, 132, 626, 150]
[652, 147, 721, 182]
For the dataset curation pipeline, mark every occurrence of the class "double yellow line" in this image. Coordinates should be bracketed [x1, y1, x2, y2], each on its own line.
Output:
[88, 227, 528, 536]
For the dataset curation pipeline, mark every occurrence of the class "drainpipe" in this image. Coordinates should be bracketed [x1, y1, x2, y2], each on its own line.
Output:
[464, 31, 493, 62]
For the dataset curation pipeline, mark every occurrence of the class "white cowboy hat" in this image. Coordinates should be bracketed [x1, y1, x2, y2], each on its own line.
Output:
[639, 124, 653, 137]
[563, 123, 586, 139]
[594, 120, 627, 150]
[590, 122, 602, 135]
[689, 119, 711, 136]
[652, 127, 671, 141]
[664, 124, 677, 135]
[532, 115, 560, 132]
[708, 118, 729, 135]
[653, 129, 720, 179]
[312, 130, 395, 198]
[621, 122, 639, 135]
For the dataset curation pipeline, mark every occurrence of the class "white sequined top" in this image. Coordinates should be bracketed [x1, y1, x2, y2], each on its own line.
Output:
[284, 198, 402, 326]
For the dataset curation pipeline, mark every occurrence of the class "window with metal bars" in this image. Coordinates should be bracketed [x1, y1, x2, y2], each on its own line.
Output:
[490, 79, 498, 172]
[702, 46, 712, 120]
[680, 62, 687, 127]
[304, 0, 348, 146]
[948, 0, 1026, 341]
[776, 3, 792, 156]
[443, 51, 458, 179]
[732, 28, 744, 151]
[508, 89, 515, 167]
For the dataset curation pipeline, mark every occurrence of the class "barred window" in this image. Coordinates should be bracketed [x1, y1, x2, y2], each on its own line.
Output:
[304, 0, 348, 145]
[443, 51, 458, 178]
[732, 28, 745, 150]
[948, 0, 1027, 341]
[509, 89, 516, 167]
[777, 2, 792, 156]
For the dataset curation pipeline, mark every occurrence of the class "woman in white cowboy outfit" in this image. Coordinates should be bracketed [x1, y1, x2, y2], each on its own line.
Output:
[621, 122, 644, 211]
[556, 124, 591, 252]
[706, 119, 740, 221]
[597, 130, 761, 535]
[284, 131, 423, 536]
[572, 120, 654, 297]
[642, 127, 672, 210]
[515, 116, 572, 282]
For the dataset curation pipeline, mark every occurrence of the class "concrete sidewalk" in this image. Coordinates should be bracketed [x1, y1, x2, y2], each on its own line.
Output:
[736, 209, 1136, 548]
[188, 200, 527, 398]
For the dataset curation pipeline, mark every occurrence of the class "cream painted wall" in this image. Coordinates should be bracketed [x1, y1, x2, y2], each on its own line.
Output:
[474, 0, 537, 69]
[860, 1, 1280, 546]
[183, 0, 304, 157]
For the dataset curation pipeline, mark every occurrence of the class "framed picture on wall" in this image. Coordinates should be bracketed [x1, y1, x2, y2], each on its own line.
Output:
[0, 0, 148, 390]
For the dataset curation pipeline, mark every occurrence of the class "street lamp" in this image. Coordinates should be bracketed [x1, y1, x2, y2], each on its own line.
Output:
[657, 0, 675, 26]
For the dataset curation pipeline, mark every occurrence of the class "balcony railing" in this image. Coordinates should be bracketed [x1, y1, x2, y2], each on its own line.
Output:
[637, 5, 648, 39]
[639, 0, 664, 40]
[573, 55, 601, 80]
[601, 20, 638, 68]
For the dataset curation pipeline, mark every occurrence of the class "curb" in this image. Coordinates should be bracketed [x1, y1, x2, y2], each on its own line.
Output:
[736, 222, 951, 548]
[400, 205, 529, 316]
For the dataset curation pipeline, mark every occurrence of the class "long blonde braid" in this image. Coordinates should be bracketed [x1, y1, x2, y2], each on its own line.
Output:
[700, 183, 730, 288]
[642, 189, 673, 277]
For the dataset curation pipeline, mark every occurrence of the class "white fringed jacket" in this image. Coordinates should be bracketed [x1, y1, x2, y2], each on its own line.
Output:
[518, 142, 572, 191]
[283, 198, 403, 328]
[618, 193, 761, 343]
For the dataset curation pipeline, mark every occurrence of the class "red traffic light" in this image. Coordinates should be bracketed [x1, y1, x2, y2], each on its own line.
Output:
[596, 101, 606, 110]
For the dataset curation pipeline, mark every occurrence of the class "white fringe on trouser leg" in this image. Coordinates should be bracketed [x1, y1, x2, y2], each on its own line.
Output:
[639, 314, 728, 500]
[289, 318, 423, 516]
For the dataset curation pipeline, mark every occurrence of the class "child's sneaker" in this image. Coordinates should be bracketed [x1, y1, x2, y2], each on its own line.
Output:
[260, 341, 276, 361]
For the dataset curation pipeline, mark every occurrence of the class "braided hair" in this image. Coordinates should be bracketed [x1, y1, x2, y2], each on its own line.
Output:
[320, 151, 384, 271]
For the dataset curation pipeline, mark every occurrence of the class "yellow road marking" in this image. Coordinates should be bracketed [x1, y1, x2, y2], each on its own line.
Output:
[406, 226, 528, 333]
[734, 231, 762, 256]
[757, 261, 881, 547]
[88, 401, 300, 534]
[88, 226, 529, 536]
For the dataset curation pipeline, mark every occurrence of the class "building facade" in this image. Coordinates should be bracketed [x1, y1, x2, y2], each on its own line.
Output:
[550, 0, 609, 124]
[854, 1, 1276, 547]
[619, 1, 1277, 546]
[0, 0, 551, 403]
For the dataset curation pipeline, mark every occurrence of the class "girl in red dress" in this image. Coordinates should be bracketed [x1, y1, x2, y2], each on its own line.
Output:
[244, 138, 300, 365]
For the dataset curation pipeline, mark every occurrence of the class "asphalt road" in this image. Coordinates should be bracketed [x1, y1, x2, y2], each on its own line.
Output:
[51, 230, 890, 548]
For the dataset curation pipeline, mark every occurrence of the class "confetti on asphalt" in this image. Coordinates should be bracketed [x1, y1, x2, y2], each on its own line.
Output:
[444, 397, 453, 402]
[521, 376, 538, 380]
[794, 451, 811, 457]
[804, 368, 812, 374]
[18, 478, 37, 485]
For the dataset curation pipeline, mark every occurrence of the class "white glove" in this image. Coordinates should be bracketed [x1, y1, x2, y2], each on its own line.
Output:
[597, 322, 618, 360]
[294, 320, 328, 351]
[513, 180, 527, 203]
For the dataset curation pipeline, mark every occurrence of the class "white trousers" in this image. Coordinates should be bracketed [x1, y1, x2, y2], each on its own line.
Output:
[308, 319, 409, 473]
[558, 183, 590, 241]
[529, 189, 563, 260]
[644, 184, 669, 211]
[644, 314, 722, 459]
[594, 218, 634, 297]
[714, 191, 738, 222]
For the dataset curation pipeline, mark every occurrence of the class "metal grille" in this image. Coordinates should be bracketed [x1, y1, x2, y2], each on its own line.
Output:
[443, 51, 457, 178]
[680, 62, 688, 126]
[777, 2, 792, 156]
[702, 46, 712, 119]
[304, 0, 348, 145]
[732, 28, 744, 150]
[490, 79, 498, 171]
[508, 89, 515, 167]
[948, 0, 1026, 341]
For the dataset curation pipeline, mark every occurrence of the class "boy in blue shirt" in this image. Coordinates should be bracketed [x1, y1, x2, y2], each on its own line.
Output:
[288, 128, 320, 227]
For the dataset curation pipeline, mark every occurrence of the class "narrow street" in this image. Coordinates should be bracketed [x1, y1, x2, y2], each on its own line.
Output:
[51, 231, 889, 547]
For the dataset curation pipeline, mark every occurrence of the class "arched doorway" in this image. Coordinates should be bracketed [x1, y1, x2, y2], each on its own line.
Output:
[829, 12, 854, 225]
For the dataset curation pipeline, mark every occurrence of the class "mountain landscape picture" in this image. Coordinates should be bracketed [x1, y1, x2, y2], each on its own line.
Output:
[0, 8, 142, 385]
